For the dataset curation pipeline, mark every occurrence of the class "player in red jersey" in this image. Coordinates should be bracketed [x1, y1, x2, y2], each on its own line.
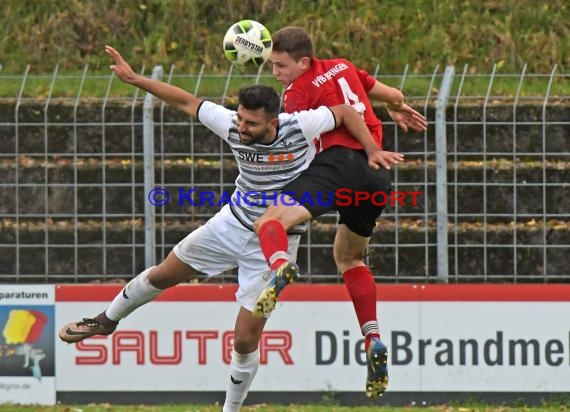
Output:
[251, 26, 428, 398]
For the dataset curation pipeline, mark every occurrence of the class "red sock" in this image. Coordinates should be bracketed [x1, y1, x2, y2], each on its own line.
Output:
[258, 219, 289, 269]
[342, 266, 380, 346]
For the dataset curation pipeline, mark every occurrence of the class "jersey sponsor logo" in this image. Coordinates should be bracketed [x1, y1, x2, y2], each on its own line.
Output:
[237, 151, 295, 162]
[311, 63, 349, 87]
[267, 153, 294, 162]
[237, 151, 263, 162]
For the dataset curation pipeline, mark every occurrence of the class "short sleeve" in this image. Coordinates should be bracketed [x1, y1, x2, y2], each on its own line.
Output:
[197, 100, 234, 141]
[293, 106, 336, 141]
[356, 67, 376, 92]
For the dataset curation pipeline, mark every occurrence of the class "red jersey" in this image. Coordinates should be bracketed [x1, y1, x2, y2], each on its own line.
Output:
[283, 57, 383, 151]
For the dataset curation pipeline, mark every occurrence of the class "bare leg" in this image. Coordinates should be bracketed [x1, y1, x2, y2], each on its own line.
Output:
[106, 250, 200, 320]
[59, 251, 200, 343]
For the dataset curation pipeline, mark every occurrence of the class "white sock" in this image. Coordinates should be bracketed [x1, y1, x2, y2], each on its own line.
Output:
[105, 267, 162, 321]
[362, 320, 380, 337]
[222, 349, 260, 412]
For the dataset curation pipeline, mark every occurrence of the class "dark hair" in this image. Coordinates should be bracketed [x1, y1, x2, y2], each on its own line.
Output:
[272, 26, 314, 62]
[238, 85, 280, 119]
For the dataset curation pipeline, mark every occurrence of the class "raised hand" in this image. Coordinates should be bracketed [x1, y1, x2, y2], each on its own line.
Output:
[105, 45, 138, 84]
[388, 103, 429, 133]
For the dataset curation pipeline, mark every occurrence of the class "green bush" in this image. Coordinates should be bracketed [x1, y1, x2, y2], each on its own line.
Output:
[0, 0, 568, 73]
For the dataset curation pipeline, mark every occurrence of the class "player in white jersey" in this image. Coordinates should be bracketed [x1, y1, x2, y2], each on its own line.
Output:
[58, 46, 403, 412]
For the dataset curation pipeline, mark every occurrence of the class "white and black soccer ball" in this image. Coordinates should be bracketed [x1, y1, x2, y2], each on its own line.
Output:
[223, 20, 272, 67]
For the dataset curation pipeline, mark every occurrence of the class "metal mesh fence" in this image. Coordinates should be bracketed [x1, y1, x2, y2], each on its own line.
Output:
[0, 65, 568, 283]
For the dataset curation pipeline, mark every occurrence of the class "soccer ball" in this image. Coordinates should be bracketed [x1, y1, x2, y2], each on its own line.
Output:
[223, 20, 272, 67]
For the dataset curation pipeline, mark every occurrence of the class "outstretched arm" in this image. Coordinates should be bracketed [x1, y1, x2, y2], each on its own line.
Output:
[329, 104, 404, 170]
[367, 80, 428, 133]
[105, 45, 202, 118]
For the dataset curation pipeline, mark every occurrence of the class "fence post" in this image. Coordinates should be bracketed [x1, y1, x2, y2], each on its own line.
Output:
[143, 66, 164, 268]
[435, 66, 455, 283]
[14, 65, 30, 281]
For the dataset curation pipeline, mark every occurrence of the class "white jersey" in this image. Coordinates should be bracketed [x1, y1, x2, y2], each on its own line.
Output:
[197, 100, 336, 231]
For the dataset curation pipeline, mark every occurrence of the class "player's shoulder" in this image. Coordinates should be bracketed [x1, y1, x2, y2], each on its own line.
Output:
[277, 110, 303, 126]
[307, 57, 360, 80]
[279, 106, 327, 123]
[281, 106, 331, 122]
[317, 56, 356, 69]
[199, 100, 233, 116]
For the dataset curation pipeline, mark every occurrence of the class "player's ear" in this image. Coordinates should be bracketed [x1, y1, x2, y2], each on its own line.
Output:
[299, 56, 311, 70]
[270, 117, 279, 129]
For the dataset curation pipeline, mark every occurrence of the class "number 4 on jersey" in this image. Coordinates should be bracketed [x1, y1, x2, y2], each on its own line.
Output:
[338, 77, 366, 114]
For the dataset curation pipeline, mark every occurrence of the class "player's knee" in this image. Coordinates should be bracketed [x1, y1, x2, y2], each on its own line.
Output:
[334, 248, 365, 273]
[148, 266, 186, 289]
[336, 259, 365, 274]
[233, 334, 258, 354]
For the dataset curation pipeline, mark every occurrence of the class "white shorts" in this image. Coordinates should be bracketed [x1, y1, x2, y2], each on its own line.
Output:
[173, 205, 300, 314]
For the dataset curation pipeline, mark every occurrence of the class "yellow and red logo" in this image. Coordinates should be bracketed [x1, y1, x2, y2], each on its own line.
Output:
[2, 309, 47, 345]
